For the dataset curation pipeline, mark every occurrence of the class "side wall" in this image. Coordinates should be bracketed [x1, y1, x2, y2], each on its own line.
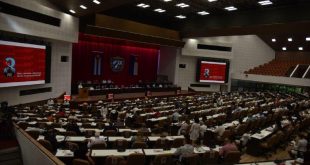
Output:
[176, 35, 275, 91]
[158, 46, 179, 84]
[0, 0, 78, 105]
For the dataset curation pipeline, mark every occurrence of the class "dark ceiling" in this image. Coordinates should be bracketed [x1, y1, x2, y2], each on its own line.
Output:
[260, 35, 310, 52]
[47, 0, 310, 51]
[48, 0, 310, 30]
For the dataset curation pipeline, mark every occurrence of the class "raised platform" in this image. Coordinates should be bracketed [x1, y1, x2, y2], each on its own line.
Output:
[72, 90, 193, 103]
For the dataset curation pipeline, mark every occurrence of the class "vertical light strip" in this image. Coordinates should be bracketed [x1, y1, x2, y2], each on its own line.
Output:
[302, 65, 310, 78]
[290, 64, 299, 77]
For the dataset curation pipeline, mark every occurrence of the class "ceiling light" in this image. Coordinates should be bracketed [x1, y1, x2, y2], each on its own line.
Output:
[208, 0, 217, 2]
[225, 6, 237, 11]
[163, 0, 172, 2]
[288, 38, 293, 42]
[154, 8, 166, 13]
[93, 0, 100, 4]
[282, 47, 287, 51]
[306, 37, 310, 41]
[69, 10, 76, 14]
[176, 3, 189, 8]
[197, 11, 210, 15]
[258, 0, 273, 6]
[175, 15, 186, 19]
[80, 5, 87, 9]
[137, 3, 150, 8]
[299, 47, 303, 51]
[272, 38, 276, 42]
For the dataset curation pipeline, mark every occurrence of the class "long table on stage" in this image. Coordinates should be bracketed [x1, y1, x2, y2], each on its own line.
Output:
[88, 87, 181, 96]
[72, 87, 189, 103]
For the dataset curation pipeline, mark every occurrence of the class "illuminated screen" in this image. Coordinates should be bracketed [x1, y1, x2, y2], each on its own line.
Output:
[0, 40, 46, 87]
[197, 60, 229, 84]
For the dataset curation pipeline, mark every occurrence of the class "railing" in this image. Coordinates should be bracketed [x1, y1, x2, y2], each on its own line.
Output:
[13, 123, 65, 165]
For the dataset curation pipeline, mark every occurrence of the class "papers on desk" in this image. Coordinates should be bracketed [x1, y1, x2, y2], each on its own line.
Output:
[144, 148, 177, 156]
[91, 149, 143, 157]
[54, 128, 66, 132]
[147, 117, 168, 122]
[55, 149, 74, 157]
[29, 121, 37, 125]
[80, 128, 103, 133]
[251, 130, 272, 140]
[118, 129, 138, 133]
[108, 136, 132, 142]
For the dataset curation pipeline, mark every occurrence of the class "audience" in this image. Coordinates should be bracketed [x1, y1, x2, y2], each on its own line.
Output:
[87, 132, 106, 149]
[11, 91, 310, 165]
[174, 138, 194, 161]
[178, 120, 190, 135]
[189, 118, 200, 144]
[290, 133, 308, 158]
[219, 138, 238, 158]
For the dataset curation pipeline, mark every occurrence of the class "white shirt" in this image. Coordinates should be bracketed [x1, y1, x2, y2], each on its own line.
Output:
[215, 126, 225, 136]
[200, 124, 207, 136]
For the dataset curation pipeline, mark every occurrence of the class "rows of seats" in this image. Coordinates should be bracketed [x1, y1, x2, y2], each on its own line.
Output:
[244, 59, 310, 77]
[13, 92, 310, 165]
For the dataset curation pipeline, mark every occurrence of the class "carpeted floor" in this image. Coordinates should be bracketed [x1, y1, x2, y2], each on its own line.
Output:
[0, 139, 19, 150]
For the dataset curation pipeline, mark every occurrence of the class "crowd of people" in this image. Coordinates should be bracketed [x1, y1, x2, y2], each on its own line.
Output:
[11, 91, 310, 164]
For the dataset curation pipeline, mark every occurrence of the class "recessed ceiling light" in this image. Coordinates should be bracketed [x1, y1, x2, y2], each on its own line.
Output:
[163, 0, 172, 2]
[282, 47, 287, 51]
[176, 3, 189, 8]
[208, 0, 217, 2]
[175, 15, 186, 19]
[288, 38, 293, 42]
[197, 11, 210, 15]
[258, 0, 273, 6]
[93, 0, 100, 4]
[69, 10, 76, 14]
[272, 38, 276, 42]
[137, 3, 150, 8]
[299, 47, 303, 51]
[154, 8, 166, 13]
[80, 5, 87, 9]
[306, 37, 310, 41]
[225, 6, 237, 11]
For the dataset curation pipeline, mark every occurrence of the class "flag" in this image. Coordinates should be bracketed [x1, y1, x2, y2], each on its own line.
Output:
[93, 52, 103, 76]
[129, 55, 138, 76]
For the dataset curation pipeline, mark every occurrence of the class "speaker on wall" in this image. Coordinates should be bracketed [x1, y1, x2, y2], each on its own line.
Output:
[179, 64, 186, 68]
[61, 56, 69, 62]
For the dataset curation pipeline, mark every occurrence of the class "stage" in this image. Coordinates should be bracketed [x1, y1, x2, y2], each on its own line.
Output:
[71, 90, 194, 103]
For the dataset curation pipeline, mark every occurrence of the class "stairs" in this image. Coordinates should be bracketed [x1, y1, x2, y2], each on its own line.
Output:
[0, 146, 22, 165]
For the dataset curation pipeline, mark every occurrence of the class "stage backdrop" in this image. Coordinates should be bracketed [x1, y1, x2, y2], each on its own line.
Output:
[72, 33, 159, 86]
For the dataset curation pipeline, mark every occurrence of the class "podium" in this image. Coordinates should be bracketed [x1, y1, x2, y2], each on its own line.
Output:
[78, 88, 89, 98]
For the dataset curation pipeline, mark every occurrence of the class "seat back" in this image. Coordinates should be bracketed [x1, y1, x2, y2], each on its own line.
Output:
[203, 150, 219, 164]
[155, 139, 170, 148]
[72, 159, 90, 165]
[104, 130, 117, 136]
[38, 139, 54, 153]
[181, 154, 199, 165]
[132, 142, 148, 149]
[105, 156, 125, 165]
[172, 138, 184, 148]
[114, 139, 129, 149]
[153, 154, 173, 165]
[127, 153, 145, 165]
[26, 130, 40, 139]
[90, 143, 106, 149]
[223, 151, 241, 164]
[64, 131, 77, 136]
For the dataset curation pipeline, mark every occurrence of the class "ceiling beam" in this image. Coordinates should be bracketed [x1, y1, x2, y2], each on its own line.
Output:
[182, 3, 310, 37]
[47, 0, 140, 16]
